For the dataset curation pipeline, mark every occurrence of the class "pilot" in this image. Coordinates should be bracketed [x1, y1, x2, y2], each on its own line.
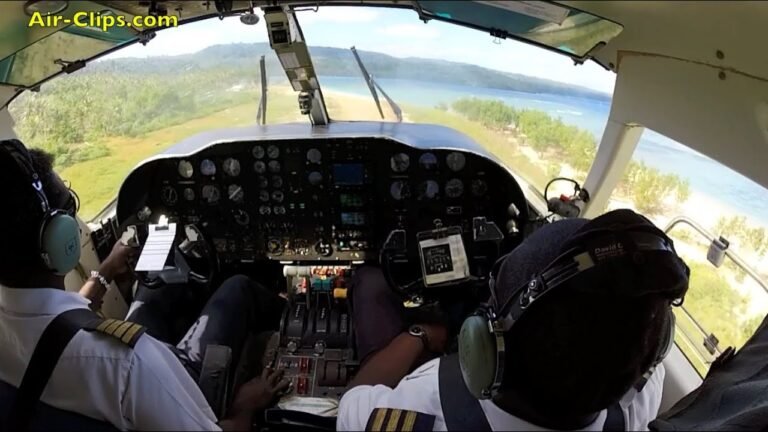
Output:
[339, 209, 690, 431]
[0, 140, 287, 431]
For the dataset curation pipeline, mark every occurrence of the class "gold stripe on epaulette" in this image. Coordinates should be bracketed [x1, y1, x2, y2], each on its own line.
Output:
[385, 409, 402, 432]
[371, 408, 387, 431]
[112, 321, 134, 339]
[121, 323, 143, 345]
[96, 319, 114, 332]
[401, 411, 417, 432]
[104, 319, 123, 335]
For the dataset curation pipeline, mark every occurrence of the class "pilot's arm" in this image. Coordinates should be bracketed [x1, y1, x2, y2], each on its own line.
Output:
[79, 241, 137, 310]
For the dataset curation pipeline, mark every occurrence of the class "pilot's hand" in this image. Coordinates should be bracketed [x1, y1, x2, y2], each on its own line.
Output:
[232, 367, 290, 415]
[99, 241, 138, 281]
[420, 323, 448, 353]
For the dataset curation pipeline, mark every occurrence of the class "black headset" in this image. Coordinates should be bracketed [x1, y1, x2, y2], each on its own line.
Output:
[458, 223, 689, 399]
[1, 139, 81, 275]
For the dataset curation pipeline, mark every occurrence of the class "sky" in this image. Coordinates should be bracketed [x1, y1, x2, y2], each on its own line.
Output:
[106, 6, 617, 94]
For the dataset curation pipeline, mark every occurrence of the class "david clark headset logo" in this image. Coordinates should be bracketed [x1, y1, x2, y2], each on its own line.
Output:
[593, 242, 625, 260]
[28, 11, 178, 32]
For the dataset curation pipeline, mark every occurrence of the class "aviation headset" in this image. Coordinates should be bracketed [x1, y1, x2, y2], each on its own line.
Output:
[0, 139, 81, 275]
[458, 222, 689, 399]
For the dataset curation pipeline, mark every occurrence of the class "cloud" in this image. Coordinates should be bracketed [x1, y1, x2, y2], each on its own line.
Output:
[377, 23, 440, 39]
[297, 7, 379, 24]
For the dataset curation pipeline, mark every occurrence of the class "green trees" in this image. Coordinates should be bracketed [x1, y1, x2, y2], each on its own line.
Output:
[715, 216, 768, 257]
[617, 161, 691, 215]
[9, 65, 259, 168]
[683, 262, 761, 351]
[450, 97, 689, 214]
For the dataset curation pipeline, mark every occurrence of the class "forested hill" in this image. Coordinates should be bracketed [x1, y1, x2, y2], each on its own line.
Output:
[89, 42, 610, 101]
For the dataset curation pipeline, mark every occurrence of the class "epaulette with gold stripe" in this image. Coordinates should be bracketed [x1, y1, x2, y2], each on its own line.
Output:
[366, 408, 436, 432]
[91, 318, 146, 348]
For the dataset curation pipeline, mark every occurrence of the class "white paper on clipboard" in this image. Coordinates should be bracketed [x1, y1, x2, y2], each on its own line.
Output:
[135, 223, 177, 271]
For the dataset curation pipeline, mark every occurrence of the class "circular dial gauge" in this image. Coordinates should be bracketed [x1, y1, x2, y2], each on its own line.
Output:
[389, 181, 411, 201]
[271, 191, 284, 203]
[472, 179, 488, 197]
[223, 158, 241, 177]
[417, 180, 440, 200]
[445, 179, 464, 198]
[419, 153, 438, 170]
[259, 205, 272, 215]
[252, 145, 265, 159]
[259, 190, 270, 202]
[267, 145, 280, 159]
[256, 176, 269, 188]
[200, 159, 216, 176]
[272, 175, 284, 189]
[307, 148, 322, 164]
[390, 153, 410, 173]
[308, 171, 323, 186]
[446, 152, 466, 172]
[161, 186, 177, 206]
[201, 185, 220, 204]
[268, 160, 281, 173]
[254, 161, 266, 174]
[233, 209, 250, 226]
[183, 188, 195, 201]
[228, 184, 244, 203]
[274, 206, 286, 215]
[178, 160, 194, 178]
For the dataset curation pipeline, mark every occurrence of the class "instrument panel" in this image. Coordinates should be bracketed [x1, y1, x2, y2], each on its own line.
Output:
[117, 137, 528, 263]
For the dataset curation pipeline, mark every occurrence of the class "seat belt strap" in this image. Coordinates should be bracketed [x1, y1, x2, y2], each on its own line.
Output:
[7, 308, 103, 431]
[438, 354, 492, 431]
[603, 403, 626, 431]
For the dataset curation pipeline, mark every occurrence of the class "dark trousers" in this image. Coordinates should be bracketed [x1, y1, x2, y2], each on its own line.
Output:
[349, 266, 408, 364]
[126, 275, 285, 379]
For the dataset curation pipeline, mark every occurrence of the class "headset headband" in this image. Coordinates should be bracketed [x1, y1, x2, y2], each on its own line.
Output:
[490, 229, 685, 332]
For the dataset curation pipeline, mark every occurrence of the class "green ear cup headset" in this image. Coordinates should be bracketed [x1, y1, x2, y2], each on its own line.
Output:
[458, 225, 689, 399]
[1, 139, 81, 275]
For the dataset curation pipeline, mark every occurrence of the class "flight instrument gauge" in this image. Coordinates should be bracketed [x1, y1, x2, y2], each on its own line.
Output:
[390, 153, 410, 173]
[445, 179, 464, 198]
[267, 145, 280, 159]
[417, 180, 440, 200]
[183, 188, 195, 201]
[202, 185, 220, 204]
[178, 160, 194, 178]
[252, 145, 265, 159]
[272, 175, 284, 188]
[161, 186, 178, 206]
[259, 190, 270, 202]
[200, 159, 216, 176]
[223, 158, 241, 177]
[254, 161, 266, 174]
[233, 209, 250, 226]
[257, 176, 269, 188]
[472, 179, 488, 197]
[446, 152, 466, 172]
[308, 171, 323, 186]
[389, 181, 411, 201]
[419, 153, 438, 170]
[228, 184, 244, 203]
[268, 160, 281, 173]
[307, 148, 322, 164]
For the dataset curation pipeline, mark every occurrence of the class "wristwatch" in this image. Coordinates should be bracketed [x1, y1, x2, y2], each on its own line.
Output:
[408, 325, 431, 352]
[90, 270, 111, 291]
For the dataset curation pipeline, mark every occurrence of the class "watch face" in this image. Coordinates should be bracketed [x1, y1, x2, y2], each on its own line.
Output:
[409, 325, 424, 337]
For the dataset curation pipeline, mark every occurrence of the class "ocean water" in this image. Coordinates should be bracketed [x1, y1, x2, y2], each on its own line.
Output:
[320, 76, 768, 226]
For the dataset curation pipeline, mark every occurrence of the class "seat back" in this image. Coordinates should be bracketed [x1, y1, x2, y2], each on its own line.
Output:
[0, 380, 118, 432]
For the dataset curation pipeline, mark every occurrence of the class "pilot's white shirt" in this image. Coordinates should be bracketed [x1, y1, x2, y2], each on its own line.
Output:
[0, 286, 221, 431]
[338, 357, 665, 431]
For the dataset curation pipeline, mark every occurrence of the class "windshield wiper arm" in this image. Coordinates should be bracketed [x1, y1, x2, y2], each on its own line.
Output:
[256, 55, 268, 125]
[350, 46, 403, 122]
